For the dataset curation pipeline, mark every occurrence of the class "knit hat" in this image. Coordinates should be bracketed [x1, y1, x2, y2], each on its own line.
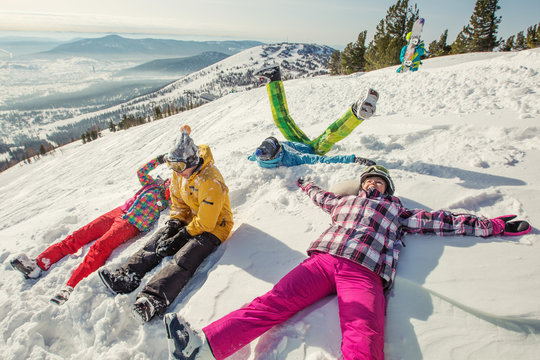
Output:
[166, 125, 199, 168]
[360, 165, 395, 195]
[255, 137, 281, 161]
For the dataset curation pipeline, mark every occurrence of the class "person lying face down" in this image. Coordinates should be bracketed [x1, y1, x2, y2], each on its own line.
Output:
[248, 136, 375, 168]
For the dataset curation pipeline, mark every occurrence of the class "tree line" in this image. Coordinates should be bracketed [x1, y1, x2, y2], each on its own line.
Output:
[0, 97, 206, 172]
[330, 0, 539, 75]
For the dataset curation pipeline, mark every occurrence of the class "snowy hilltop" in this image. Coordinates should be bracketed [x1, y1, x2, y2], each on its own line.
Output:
[0, 48, 539, 360]
[0, 42, 333, 156]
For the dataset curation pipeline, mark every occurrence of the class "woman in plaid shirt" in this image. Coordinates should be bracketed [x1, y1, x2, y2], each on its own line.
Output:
[10, 156, 170, 305]
[165, 165, 531, 360]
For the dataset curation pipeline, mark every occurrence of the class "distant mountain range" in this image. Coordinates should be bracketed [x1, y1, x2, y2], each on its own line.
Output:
[39, 35, 263, 60]
[119, 52, 231, 76]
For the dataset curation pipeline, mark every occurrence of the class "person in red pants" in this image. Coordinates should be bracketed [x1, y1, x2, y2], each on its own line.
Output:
[10, 155, 171, 305]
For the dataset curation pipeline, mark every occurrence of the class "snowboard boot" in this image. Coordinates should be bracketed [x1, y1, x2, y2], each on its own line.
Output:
[50, 286, 74, 305]
[99, 268, 140, 294]
[10, 254, 42, 279]
[132, 295, 166, 323]
[352, 88, 379, 120]
[164, 313, 216, 360]
[254, 65, 281, 83]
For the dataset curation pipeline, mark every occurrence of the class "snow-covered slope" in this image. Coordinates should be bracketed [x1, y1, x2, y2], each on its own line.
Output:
[0, 48, 539, 360]
[0, 42, 333, 151]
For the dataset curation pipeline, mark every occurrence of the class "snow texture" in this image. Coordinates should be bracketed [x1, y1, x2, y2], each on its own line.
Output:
[1, 48, 540, 360]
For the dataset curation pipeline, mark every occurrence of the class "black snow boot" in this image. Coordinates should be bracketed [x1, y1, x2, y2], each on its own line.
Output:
[254, 65, 282, 83]
[132, 295, 166, 323]
[99, 268, 140, 294]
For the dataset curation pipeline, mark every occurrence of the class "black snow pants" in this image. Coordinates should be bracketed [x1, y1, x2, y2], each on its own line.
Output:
[120, 227, 221, 314]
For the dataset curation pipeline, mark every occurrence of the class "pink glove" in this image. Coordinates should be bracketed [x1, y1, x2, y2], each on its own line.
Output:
[490, 215, 532, 236]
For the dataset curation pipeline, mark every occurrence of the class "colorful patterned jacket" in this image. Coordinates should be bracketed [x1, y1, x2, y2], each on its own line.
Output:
[247, 140, 355, 168]
[301, 183, 495, 288]
[169, 145, 233, 242]
[398, 42, 426, 72]
[121, 157, 169, 232]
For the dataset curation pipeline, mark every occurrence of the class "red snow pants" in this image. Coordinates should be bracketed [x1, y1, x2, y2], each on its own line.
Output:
[203, 252, 386, 360]
[35, 206, 140, 288]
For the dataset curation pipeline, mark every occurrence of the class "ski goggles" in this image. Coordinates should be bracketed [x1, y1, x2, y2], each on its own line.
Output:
[363, 165, 390, 176]
[166, 159, 188, 173]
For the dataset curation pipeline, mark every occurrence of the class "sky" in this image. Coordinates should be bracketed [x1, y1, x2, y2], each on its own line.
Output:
[0, 0, 539, 49]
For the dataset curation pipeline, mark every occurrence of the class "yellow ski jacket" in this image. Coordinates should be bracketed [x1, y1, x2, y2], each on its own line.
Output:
[169, 145, 233, 242]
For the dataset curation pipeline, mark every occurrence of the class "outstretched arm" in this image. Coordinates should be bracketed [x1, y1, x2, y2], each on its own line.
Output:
[136, 155, 166, 186]
[398, 209, 531, 237]
[297, 178, 342, 215]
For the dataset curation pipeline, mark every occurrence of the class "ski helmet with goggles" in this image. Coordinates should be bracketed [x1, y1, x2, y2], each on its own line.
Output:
[255, 137, 281, 161]
[360, 165, 395, 195]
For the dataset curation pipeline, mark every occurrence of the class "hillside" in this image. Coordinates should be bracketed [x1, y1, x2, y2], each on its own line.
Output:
[118, 52, 231, 76]
[0, 42, 334, 166]
[0, 48, 539, 360]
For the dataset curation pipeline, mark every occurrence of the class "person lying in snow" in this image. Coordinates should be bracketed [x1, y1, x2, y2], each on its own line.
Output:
[250, 65, 378, 162]
[162, 164, 532, 360]
[10, 156, 171, 305]
[98, 125, 234, 323]
[248, 136, 376, 168]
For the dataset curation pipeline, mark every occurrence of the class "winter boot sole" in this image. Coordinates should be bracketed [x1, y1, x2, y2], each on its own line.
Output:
[98, 270, 119, 296]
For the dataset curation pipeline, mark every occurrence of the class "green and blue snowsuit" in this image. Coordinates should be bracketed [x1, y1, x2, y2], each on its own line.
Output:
[265, 81, 365, 156]
[397, 42, 426, 72]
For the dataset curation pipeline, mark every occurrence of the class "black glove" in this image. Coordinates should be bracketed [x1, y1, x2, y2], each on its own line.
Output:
[490, 215, 532, 236]
[156, 227, 191, 257]
[157, 154, 167, 164]
[163, 219, 184, 238]
[354, 156, 376, 166]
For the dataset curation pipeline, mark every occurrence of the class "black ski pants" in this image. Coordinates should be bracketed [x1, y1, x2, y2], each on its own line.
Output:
[120, 227, 221, 314]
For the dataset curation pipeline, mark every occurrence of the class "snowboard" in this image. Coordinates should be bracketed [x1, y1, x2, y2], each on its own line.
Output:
[399, 18, 425, 73]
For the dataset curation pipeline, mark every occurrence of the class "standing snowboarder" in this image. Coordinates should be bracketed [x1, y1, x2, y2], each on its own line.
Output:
[397, 18, 426, 73]
[254, 65, 379, 156]
[163, 165, 531, 360]
[98, 126, 234, 323]
[10, 156, 171, 305]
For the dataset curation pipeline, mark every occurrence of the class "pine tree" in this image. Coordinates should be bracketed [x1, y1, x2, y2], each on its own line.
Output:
[514, 31, 527, 51]
[469, 0, 501, 51]
[328, 50, 342, 75]
[109, 120, 116, 132]
[501, 35, 515, 51]
[452, 0, 501, 53]
[364, 0, 419, 71]
[340, 31, 368, 74]
[428, 29, 452, 57]
[450, 25, 473, 54]
[525, 24, 539, 49]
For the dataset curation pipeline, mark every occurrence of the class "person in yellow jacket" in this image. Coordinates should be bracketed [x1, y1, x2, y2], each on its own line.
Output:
[99, 125, 233, 322]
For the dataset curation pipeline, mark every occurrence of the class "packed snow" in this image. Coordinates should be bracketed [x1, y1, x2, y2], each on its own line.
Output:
[1, 48, 539, 360]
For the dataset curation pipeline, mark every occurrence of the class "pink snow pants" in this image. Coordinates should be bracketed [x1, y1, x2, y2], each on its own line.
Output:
[35, 207, 140, 288]
[203, 252, 386, 360]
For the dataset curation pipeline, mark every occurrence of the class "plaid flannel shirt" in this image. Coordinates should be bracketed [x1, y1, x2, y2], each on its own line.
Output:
[302, 184, 494, 288]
